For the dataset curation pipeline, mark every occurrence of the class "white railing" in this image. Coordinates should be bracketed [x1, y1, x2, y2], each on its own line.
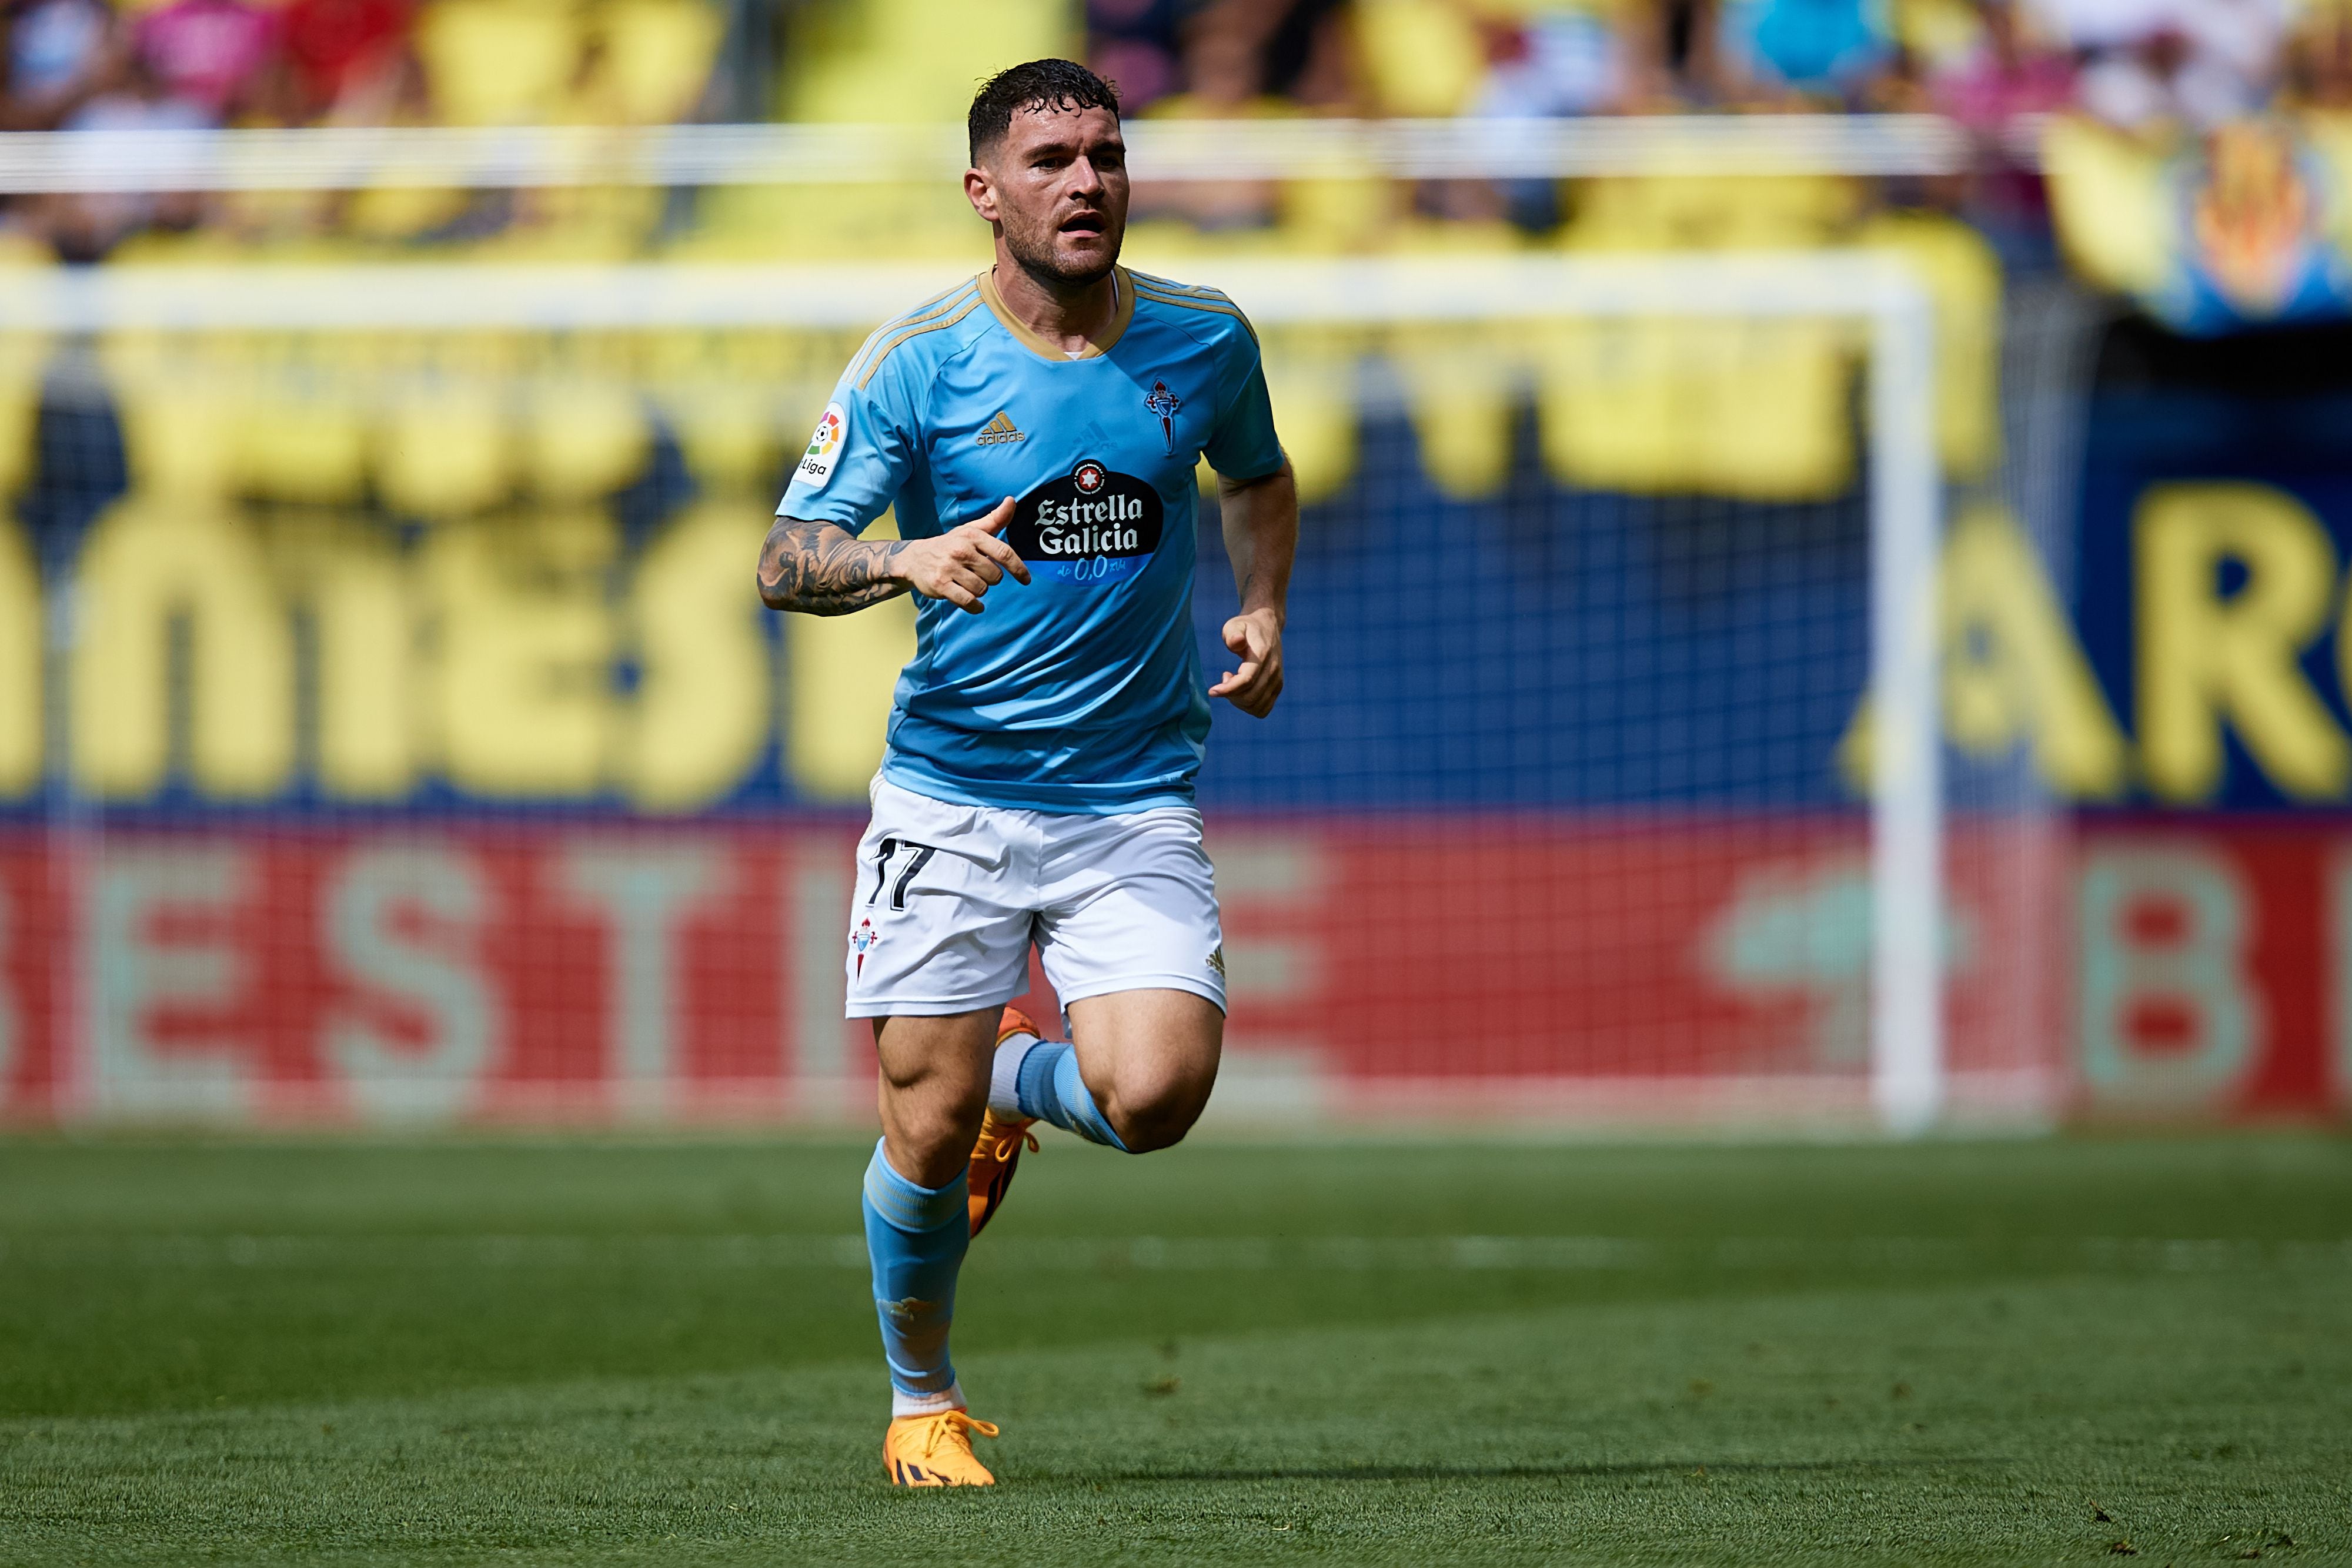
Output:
[0, 113, 2029, 194]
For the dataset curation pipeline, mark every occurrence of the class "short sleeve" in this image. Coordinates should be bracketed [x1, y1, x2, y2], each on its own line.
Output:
[775, 352, 923, 535]
[1201, 325, 1285, 483]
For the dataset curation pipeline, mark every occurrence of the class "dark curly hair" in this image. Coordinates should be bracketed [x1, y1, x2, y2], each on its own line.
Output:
[968, 58, 1121, 165]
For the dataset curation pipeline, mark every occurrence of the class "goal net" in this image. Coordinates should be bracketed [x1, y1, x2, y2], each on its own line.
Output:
[0, 246, 2070, 1132]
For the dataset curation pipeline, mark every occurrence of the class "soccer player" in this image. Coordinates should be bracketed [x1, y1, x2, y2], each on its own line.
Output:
[755, 58, 1297, 1487]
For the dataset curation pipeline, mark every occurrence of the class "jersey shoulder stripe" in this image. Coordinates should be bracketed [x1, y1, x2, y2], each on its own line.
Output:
[847, 279, 982, 387]
[1130, 278, 1258, 345]
[844, 278, 973, 379]
[854, 287, 988, 390]
[1125, 268, 1232, 303]
[850, 278, 974, 356]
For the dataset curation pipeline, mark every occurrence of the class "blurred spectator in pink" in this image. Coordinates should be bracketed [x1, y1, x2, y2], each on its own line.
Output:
[2, 0, 121, 129]
[1088, 0, 1185, 112]
[1930, 0, 2075, 270]
[1932, 0, 2074, 126]
[1105, 0, 1362, 116]
[136, 0, 279, 121]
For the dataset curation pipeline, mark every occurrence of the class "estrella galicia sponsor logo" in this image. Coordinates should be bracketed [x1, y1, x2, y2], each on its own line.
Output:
[1006, 458, 1163, 584]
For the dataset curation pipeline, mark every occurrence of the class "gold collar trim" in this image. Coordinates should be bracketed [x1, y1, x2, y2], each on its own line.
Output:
[977, 265, 1134, 362]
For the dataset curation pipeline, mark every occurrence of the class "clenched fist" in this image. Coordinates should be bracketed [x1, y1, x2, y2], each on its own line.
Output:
[896, 496, 1030, 613]
[1208, 607, 1284, 717]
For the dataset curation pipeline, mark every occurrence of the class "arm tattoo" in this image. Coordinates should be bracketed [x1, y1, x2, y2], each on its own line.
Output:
[757, 517, 908, 616]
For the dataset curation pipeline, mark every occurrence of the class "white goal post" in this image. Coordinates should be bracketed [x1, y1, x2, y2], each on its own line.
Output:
[0, 252, 1945, 1134]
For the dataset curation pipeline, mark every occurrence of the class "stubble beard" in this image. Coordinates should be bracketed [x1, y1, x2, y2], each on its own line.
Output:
[1003, 212, 1122, 296]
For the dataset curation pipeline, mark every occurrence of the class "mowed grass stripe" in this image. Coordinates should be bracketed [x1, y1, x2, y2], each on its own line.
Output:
[2, 1271, 2345, 1566]
[6, 1231, 2352, 1273]
[1, 1136, 2348, 1563]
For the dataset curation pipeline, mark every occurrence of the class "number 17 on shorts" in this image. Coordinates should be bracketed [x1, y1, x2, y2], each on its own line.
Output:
[843, 778, 1228, 1021]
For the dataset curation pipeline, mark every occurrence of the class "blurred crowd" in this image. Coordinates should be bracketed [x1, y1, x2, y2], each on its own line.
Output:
[0, 0, 2344, 262]
[0, 0, 724, 255]
[6, 0, 412, 136]
[1090, 0, 2352, 271]
[1, 0, 726, 133]
[1095, 0, 2348, 128]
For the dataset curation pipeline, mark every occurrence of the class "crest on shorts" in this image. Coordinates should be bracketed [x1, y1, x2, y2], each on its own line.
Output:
[851, 917, 879, 977]
[1144, 380, 1181, 456]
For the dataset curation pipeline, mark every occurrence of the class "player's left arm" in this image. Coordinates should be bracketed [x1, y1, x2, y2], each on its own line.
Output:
[1208, 460, 1296, 718]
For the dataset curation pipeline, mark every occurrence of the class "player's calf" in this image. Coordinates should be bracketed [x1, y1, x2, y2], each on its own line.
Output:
[874, 1009, 1000, 1188]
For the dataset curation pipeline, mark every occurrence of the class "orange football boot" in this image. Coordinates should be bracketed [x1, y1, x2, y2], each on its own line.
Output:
[967, 1005, 1042, 1238]
[883, 1407, 1000, 1486]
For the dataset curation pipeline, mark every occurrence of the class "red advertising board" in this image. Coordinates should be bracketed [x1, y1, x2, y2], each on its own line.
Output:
[0, 817, 2337, 1126]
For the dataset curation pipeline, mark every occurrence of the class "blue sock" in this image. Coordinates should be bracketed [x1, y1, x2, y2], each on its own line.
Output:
[861, 1139, 969, 1414]
[1013, 1039, 1131, 1151]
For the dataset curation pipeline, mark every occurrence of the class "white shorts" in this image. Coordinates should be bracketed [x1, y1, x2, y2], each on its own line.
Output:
[844, 778, 1227, 1019]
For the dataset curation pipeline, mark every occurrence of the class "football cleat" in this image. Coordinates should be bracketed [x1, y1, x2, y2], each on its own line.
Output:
[994, 1003, 1042, 1052]
[883, 1408, 1001, 1487]
[968, 1007, 1043, 1238]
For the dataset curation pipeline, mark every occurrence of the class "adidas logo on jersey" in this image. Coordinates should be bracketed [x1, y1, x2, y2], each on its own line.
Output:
[976, 411, 1027, 446]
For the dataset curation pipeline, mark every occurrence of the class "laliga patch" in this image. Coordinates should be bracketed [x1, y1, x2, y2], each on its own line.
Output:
[797, 401, 847, 488]
[1005, 459, 1164, 586]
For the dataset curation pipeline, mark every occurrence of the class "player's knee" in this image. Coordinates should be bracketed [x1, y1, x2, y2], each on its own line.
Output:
[888, 1097, 985, 1182]
[1106, 1069, 1214, 1153]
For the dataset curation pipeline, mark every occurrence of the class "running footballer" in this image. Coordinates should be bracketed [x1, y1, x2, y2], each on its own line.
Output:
[756, 59, 1298, 1487]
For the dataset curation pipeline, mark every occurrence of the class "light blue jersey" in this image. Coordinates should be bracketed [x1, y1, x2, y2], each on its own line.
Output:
[779, 266, 1285, 814]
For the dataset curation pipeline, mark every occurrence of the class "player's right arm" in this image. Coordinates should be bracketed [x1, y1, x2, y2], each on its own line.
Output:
[757, 317, 1028, 617]
[758, 499, 1028, 617]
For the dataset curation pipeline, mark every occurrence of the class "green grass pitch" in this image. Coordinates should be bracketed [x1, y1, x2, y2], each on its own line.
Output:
[1, 1133, 2347, 1566]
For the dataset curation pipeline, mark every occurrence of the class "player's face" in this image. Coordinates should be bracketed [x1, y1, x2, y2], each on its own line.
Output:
[973, 105, 1129, 287]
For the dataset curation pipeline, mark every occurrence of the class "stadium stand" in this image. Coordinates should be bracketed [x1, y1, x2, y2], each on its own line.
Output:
[0, 0, 2251, 593]
[0, 0, 2094, 515]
